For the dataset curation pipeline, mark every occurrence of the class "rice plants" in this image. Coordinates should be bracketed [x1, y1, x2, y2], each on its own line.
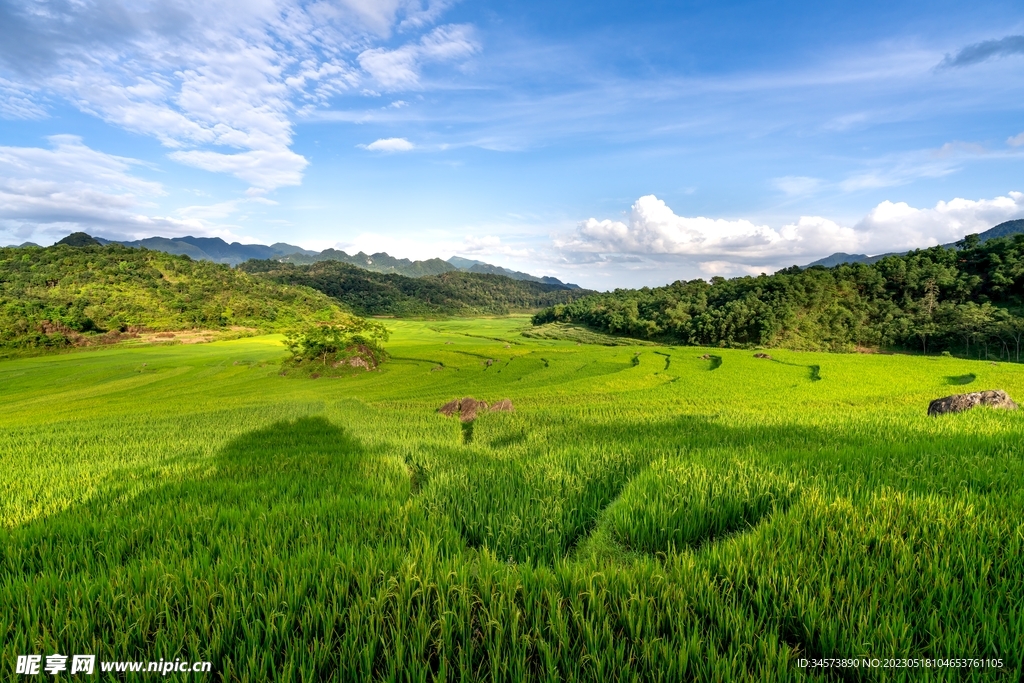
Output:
[1, 317, 1022, 681]
[603, 459, 798, 554]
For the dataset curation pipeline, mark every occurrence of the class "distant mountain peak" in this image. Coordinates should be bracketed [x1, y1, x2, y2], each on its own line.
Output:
[447, 256, 486, 269]
[447, 255, 580, 289]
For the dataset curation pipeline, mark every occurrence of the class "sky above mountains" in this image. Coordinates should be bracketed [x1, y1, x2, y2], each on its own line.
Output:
[1, 0, 1023, 289]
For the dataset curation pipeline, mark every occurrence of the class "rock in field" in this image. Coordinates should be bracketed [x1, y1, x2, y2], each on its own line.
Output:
[753, 353, 772, 359]
[490, 399, 514, 413]
[458, 397, 488, 421]
[927, 390, 1018, 416]
[348, 356, 370, 370]
[438, 399, 461, 417]
[438, 397, 514, 421]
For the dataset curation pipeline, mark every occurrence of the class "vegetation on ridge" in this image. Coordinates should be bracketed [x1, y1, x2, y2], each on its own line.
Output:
[240, 259, 587, 317]
[0, 243, 355, 350]
[535, 234, 1024, 359]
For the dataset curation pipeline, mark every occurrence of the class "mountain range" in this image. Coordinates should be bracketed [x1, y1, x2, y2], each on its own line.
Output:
[6, 233, 581, 289]
[11, 217, 1022, 283]
[804, 219, 1024, 268]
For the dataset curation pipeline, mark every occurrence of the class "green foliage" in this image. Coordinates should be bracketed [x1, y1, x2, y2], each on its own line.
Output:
[1, 318, 1022, 680]
[521, 321, 657, 346]
[240, 259, 587, 316]
[0, 243, 352, 349]
[604, 460, 798, 554]
[535, 235, 1024, 360]
[285, 319, 390, 368]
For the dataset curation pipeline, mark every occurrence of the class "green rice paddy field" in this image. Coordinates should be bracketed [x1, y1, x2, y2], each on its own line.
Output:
[2, 317, 1022, 681]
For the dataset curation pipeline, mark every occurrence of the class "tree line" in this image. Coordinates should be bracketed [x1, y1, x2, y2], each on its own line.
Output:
[239, 260, 585, 317]
[533, 234, 1024, 361]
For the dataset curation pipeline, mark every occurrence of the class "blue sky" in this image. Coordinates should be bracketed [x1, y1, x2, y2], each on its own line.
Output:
[1, 0, 1023, 289]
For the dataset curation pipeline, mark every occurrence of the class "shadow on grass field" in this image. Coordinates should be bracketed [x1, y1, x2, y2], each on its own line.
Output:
[2, 322, 1023, 681]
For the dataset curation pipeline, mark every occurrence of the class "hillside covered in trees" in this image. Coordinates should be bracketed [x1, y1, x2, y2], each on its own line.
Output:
[533, 234, 1024, 361]
[0, 243, 351, 349]
[239, 260, 588, 317]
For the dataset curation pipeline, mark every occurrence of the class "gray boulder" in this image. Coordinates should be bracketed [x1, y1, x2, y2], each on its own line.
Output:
[927, 390, 1018, 416]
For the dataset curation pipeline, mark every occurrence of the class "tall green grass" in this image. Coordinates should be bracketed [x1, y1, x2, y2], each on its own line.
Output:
[1, 317, 1022, 681]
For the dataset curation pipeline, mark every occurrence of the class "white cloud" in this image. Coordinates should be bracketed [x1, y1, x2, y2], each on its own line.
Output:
[1009, 132, 1024, 147]
[358, 48, 421, 91]
[361, 137, 415, 152]
[773, 176, 821, 196]
[855, 192, 1024, 252]
[838, 142, 984, 192]
[561, 192, 1024, 275]
[561, 195, 860, 260]
[327, 230, 534, 268]
[0, 136, 241, 245]
[459, 234, 530, 258]
[336, 0, 408, 34]
[176, 200, 242, 221]
[0, 135, 161, 197]
[0, 1, 467, 190]
[169, 148, 308, 188]
[698, 261, 768, 277]
[0, 78, 47, 120]
[331, 0, 454, 35]
[358, 24, 478, 90]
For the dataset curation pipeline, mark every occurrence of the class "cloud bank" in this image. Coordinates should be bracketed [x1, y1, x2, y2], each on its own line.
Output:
[0, 136, 243, 245]
[561, 192, 1024, 276]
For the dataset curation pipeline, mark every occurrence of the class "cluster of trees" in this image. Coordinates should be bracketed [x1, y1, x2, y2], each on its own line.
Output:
[285, 319, 390, 369]
[0, 244, 350, 349]
[533, 234, 1024, 361]
[240, 260, 585, 316]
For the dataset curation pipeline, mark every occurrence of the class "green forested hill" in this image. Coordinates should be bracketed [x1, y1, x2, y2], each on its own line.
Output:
[239, 259, 587, 316]
[0, 244, 350, 349]
[534, 234, 1024, 360]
